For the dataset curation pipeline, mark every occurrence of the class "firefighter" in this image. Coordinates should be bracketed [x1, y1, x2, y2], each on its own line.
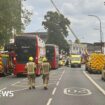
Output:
[25, 56, 36, 90]
[2, 53, 9, 75]
[0, 54, 3, 73]
[41, 57, 51, 90]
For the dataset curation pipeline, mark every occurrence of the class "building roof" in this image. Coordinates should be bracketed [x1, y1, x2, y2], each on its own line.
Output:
[22, 32, 48, 42]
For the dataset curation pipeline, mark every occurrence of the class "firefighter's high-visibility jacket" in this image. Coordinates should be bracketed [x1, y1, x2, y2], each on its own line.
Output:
[0, 56, 3, 72]
[41, 62, 51, 75]
[2, 54, 9, 67]
[25, 62, 36, 75]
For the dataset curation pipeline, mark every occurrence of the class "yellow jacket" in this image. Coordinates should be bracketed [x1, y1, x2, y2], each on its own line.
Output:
[25, 62, 36, 75]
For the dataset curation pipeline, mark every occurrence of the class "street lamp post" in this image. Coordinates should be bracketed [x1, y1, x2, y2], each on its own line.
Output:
[88, 15, 103, 53]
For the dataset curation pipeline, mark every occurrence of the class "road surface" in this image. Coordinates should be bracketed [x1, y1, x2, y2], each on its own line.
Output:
[0, 66, 105, 105]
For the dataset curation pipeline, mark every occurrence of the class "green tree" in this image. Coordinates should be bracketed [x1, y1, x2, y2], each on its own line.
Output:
[0, 0, 32, 47]
[42, 11, 70, 52]
[74, 38, 80, 44]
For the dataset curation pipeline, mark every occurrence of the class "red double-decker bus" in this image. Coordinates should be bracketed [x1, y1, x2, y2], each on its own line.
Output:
[46, 44, 59, 69]
[13, 35, 46, 76]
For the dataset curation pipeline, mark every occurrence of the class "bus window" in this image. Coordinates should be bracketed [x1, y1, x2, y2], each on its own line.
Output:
[46, 46, 54, 61]
[46, 44, 59, 69]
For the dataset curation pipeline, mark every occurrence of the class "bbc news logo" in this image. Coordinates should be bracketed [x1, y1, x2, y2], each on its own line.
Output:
[0, 90, 14, 97]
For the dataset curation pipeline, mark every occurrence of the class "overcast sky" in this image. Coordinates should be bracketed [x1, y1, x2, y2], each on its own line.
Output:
[23, 0, 105, 43]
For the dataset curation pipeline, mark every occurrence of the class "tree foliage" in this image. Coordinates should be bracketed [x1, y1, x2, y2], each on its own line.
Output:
[0, 0, 32, 47]
[75, 38, 80, 44]
[42, 11, 70, 52]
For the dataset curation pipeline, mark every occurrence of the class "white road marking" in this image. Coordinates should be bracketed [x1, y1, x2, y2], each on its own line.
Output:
[0, 87, 7, 91]
[22, 78, 27, 81]
[83, 71, 105, 95]
[13, 88, 28, 92]
[56, 81, 59, 86]
[11, 81, 20, 86]
[59, 70, 65, 81]
[64, 87, 92, 96]
[12, 85, 28, 87]
[59, 78, 61, 81]
[13, 83, 56, 87]
[12, 83, 56, 92]
[13, 84, 45, 92]
[46, 98, 52, 105]
[52, 87, 57, 95]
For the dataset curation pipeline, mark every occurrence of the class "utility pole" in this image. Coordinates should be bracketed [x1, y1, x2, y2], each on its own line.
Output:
[88, 15, 103, 53]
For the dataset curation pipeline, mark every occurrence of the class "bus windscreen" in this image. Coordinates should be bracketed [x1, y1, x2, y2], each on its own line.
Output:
[46, 46, 54, 61]
[15, 36, 36, 63]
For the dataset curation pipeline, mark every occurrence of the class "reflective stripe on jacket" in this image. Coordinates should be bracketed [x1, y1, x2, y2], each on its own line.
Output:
[25, 62, 36, 75]
[41, 62, 50, 75]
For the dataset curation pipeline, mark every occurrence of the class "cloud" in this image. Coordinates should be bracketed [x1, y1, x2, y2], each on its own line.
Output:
[24, 0, 53, 12]
[24, 0, 105, 43]
[61, 0, 105, 16]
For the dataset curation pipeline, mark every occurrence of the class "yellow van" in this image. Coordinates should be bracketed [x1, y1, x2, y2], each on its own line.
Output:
[70, 54, 81, 68]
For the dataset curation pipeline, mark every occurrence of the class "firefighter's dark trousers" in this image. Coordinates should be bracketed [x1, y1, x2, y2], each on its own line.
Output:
[28, 74, 35, 88]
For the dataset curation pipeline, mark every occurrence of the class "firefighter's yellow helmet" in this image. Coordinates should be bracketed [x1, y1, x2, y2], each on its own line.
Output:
[42, 57, 47, 62]
[29, 56, 34, 61]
